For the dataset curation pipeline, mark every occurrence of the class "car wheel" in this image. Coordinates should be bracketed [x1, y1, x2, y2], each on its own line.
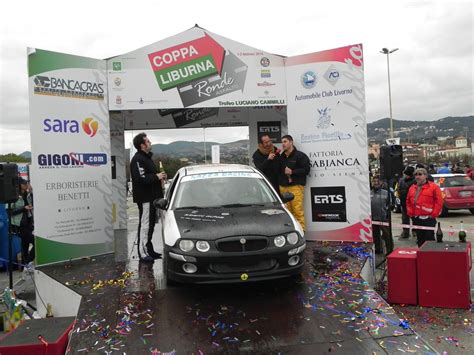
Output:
[470, 208, 474, 215]
[440, 205, 449, 217]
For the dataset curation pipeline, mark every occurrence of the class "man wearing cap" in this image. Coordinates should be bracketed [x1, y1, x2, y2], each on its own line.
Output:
[406, 168, 443, 247]
[397, 166, 416, 239]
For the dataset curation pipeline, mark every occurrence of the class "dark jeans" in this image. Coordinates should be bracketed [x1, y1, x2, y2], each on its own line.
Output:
[412, 216, 436, 247]
[137, 202, 157, 258]
[12, 225, 35, 265]
[373, 224, 394, 255]
[401, 205, 411, 237]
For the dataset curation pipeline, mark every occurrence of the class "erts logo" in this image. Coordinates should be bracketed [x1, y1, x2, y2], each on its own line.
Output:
[301, 71, 317, 89]
[37, 153, 107, 169]
[311, 186, 347, 222]
[257, 121, 281, 143]
[43, 118, 99, 137]
[33, 75, 104, 100]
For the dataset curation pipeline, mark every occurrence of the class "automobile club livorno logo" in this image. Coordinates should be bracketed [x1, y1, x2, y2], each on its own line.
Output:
[33, 75, 105, 100]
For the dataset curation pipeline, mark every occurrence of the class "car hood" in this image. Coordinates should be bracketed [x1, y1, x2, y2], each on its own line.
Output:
[172, 205, 296, 240]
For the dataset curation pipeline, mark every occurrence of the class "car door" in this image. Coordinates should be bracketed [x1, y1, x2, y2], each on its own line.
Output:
[161, 172, 180, 237]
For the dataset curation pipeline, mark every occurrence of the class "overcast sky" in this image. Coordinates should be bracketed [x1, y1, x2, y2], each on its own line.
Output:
[0, 0, 472, 154]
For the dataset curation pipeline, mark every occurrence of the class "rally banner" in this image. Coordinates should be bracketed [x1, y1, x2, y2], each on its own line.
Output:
[28, 48, 113, 265]
[107, 26, 286, 110]
[285, 45, 372, 242]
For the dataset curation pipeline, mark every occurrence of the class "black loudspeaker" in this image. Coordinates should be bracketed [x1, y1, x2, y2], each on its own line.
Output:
[380, 145, 403, 179]
[0, 164, 19, 203]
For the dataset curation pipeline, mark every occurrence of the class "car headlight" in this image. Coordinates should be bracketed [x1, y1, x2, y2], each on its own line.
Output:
[287, 232, 299, 245]
[179, 240, 194, 252]
[274, 235, 286, 247]
[196, 241, 210, 252]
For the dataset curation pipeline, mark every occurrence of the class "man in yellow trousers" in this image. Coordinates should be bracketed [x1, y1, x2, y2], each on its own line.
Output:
[279, 135, 311, 231]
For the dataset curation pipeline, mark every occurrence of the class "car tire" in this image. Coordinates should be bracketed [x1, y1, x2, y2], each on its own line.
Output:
[440, 205, 449, 217]
[470, 208, 474, 215]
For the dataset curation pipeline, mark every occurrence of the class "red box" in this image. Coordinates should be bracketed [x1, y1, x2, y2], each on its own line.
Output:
[387, 247, 419, 305]
[417, 241, 471, 309]
[0, 317, 74, 355]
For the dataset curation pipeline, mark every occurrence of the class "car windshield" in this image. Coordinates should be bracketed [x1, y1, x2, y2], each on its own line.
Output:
[436, 176, 474, 187]
[172, 176, 279, 209]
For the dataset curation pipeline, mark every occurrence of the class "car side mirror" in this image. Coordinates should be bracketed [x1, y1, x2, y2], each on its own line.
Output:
[153, 198, 168, 210]
[281, 192, 294, 203]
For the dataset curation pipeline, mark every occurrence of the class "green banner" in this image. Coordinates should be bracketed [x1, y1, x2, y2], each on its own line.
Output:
[154, 55, 217, 90]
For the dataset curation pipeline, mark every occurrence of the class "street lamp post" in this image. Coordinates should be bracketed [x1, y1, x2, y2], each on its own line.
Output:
[380, 48, 398, 139]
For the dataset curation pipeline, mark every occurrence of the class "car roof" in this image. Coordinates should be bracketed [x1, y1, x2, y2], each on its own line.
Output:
[431, 173, 467, 178]
[181, 164, 258, 176]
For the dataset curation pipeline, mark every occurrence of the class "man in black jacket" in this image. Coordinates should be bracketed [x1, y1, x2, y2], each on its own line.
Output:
[130, 133, 166, 261]
[397, 166, 416, 239]
[278, 135, 311, 231]
[252, 134, 281, 195]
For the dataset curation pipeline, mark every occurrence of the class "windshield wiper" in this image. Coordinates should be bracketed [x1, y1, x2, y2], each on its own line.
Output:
[219, 203, 265, 208]
[175, 206, 203, 210]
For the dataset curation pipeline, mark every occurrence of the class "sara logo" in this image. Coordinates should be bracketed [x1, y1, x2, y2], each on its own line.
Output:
[301, 71, 317, 89]
[43, 118, 99, 137]
[82, 118, 99, 137]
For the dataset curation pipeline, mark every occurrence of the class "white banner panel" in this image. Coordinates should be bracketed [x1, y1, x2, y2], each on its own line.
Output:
[28, 48, 113, 264]
[285, 45, 372, 242]
[107, 27, 286, 110]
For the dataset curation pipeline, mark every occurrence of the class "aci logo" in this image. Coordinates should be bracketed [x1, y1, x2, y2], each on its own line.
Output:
[301, 71, 317, 89]
[112, 62, 122, 71]
[82, 118, 99, 137]
[43, 118, 99, 137]
[324, 65, 340, 86]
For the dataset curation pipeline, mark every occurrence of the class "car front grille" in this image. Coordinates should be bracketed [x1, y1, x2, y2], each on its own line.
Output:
[210, 258, 277, 274]
[216, 237, 268, 252]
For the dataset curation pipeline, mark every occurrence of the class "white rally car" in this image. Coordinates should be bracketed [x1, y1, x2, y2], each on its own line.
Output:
[154, 164, 306, 284]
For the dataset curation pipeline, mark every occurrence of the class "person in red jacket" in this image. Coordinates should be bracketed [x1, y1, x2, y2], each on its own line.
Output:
[406, 168, 444, 247]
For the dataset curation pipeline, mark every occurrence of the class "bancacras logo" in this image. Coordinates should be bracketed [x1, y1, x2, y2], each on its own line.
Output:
[37, 153, 107, 168]
[301, 71, 317, 89]
[33, 75, 104, 100]
[43, 118, 99, 137]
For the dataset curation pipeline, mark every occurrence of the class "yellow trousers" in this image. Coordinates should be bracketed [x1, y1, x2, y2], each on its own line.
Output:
[279, 185, 306, 231]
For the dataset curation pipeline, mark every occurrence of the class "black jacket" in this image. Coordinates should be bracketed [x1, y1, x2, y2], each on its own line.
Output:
[278, 147, 311, 186]
[398, 176, 416, 207]
[252, 147, 280, 193]
[130, 150, 163, 203]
